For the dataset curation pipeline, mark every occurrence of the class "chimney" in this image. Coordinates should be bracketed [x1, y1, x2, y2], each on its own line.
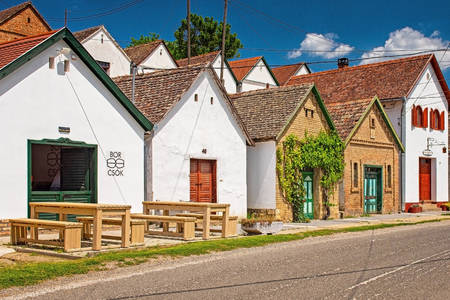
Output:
[338, 58, 349, 69]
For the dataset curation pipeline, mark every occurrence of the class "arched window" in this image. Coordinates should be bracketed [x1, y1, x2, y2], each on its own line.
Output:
[416, 106, 422, 127]
[434, 110, 440, 130]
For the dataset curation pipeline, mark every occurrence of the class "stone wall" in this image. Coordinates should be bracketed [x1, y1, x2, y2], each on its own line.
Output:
[0, 7, 50, 43]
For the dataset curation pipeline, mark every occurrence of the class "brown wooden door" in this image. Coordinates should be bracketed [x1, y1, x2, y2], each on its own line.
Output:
[419, 158, 431, 201]
[190, 159, 216, 203]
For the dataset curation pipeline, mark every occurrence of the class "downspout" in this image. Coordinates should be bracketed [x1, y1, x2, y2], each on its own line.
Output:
[401, 97, 407, 211]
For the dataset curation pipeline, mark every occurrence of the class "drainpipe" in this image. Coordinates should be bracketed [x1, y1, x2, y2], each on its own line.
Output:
[131, 62, 137, 103]
[400, 97, 407, 211]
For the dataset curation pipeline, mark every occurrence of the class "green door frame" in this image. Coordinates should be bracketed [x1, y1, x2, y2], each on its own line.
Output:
[27, 138, 98, 217]
[302, 171, 314, 219]
[363, 165, 383, 213]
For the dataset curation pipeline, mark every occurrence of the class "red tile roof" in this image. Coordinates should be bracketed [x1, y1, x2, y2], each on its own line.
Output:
[287, 54, 450, 104]
[230, 84, 313, 141]
[0, 30, 58, 69]
[176, 51, 220, 67]
[228, 56, 261, 81]
[124, 40, 164, 65]
[272, 63, 306, 85]
[0, 1, 51, 30]
[326, 98, 373, 140]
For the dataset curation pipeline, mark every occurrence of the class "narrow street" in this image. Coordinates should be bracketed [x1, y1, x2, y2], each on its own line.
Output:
[4, 221, 450, 300]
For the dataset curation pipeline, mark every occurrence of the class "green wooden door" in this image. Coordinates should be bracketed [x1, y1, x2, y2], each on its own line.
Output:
[364, 167, 382, 213]
[29, 141, 97, 220]
[302, 172, 314, 219]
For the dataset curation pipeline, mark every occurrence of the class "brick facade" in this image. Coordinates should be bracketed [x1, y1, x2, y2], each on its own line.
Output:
[341, 105, 401, 216]
[0, 7, 51, 43]
[275, 93, 338, 221]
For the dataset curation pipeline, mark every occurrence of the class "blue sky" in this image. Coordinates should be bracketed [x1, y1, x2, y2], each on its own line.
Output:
[4, 0, 450, 79]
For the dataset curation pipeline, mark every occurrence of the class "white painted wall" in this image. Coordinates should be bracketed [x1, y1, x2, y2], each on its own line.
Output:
[403, 64, 448, 203]
[294, 65, 310, 76]
[247, 141, 277, 209]
[241, 60, 278, 92]
[148, 71, 248, 217]
[81, 28, 131, 77]
[0, 40, 145, 219]
[211, 56, 237, 94]
[139, 44, 177, 74]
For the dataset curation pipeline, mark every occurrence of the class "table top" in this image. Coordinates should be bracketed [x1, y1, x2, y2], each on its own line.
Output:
[142, 201, 229, 208]
[29, 202, 131, 210]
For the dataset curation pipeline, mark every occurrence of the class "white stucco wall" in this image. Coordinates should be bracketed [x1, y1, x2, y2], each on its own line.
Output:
[140, 44, 177, 73]
[81, 28, 131, 77]
[403, 64, 448, 203]
[241, 60, 278, 92]
[149, 72, 248, 217]
[247, 141, 277, 209]
[211, 56, 237, 94]
[0, 40, 145, 219]
[294, 65, 310, 76]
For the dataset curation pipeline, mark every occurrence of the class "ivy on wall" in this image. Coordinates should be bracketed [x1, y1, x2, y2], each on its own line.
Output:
[276, 131, 345, 222]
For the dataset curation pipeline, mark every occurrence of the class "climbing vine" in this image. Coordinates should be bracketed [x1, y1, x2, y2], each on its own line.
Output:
[276, 131, 345, 222]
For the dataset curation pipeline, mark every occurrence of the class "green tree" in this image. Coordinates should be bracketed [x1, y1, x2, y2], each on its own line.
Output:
[170, 14, 242, 60]
[128, 32, 161, 47]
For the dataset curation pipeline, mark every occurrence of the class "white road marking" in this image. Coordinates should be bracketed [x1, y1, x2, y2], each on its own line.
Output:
[346, 249, 450, 291]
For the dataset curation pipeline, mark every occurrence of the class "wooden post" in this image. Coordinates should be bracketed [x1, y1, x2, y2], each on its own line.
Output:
[30, 205, 38, 240]
[222, 205, 229, 238]
[187, 0, 191, 65]
[202, 206, 211, 240]
[220, 0, 228, 82]
[92, 209, 102, 251]
[163, 209, 169, 232]
[121, 209, 131, 248]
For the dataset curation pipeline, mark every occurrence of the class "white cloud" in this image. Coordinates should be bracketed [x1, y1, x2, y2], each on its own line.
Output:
[288, 33, 354, 59]
[360, 27, 450, 69]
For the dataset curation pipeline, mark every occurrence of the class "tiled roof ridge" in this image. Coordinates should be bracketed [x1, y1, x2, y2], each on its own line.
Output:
[290, 54, 432, 81]
[124, 40, 163, 50]
[229, 56, 262, 64]
[0, 29, 59, 48]
[230, 83, 313, 98]
[179, 50, 220, 59]
[273, 62, 305, 70]
[113, 63, 206, 82]
[327, 97, 375, 105]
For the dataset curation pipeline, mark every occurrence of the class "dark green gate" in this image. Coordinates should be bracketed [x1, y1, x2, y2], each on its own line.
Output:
[28, 138, 98, 220]
[302, 172, 314, 219]
[364, 166, 382, 214]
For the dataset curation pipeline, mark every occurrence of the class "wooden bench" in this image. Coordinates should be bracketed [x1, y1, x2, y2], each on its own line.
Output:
[9, 218, 83, 252]
[76, 217, 145, 246]
[131, 214, 196, 240]
[176, 213, 238, 237]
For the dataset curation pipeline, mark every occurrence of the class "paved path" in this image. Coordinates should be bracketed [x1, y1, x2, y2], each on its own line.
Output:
[2, 220, 450, 299]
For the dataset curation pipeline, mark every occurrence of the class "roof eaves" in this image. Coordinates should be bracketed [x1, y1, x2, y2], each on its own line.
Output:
[261, 56, 279, 86]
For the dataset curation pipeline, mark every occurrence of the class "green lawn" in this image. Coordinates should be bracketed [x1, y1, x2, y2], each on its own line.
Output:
[0, 219, 443, 290]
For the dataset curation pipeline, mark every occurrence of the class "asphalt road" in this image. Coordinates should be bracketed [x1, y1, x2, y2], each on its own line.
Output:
[4, 221, 450, 300]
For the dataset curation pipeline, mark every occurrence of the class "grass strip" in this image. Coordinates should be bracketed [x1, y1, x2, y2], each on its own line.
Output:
[0, 218, 443, 290]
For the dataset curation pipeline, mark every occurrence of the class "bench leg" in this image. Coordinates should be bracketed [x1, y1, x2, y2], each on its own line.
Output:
[202, 207, 211, 240]
[81, 222, 91, 240]
[121, 210, 130, 248]
[222, 207, 230, 238]
[131, 223, 144, 245]
[183, 222, 195, 240]
[64, 228, 81, 252]
[162, 210, 169, 232]
[10, 225, 17, 245]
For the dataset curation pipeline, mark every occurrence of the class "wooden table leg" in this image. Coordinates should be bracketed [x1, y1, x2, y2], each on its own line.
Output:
[92, 209, 103, 251]
[121, 209, 130, 248]
[163, 209, 169, 232]
[222, 206, 229, 238]
[203, 207, 211, 240]
[59, 212, 66, 240]
[30, 206, 38, 240]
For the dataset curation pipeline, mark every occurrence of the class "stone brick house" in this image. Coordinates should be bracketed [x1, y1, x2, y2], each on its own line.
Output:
[0, 1, 51, 43]
[231, 84, 337, 221]
[288, 55, 449, 212]
[327, 97, 404, 216]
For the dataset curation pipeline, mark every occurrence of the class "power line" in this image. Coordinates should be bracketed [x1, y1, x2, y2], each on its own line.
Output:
[46, 0, 144, 22]
[240, 47, 450, 54]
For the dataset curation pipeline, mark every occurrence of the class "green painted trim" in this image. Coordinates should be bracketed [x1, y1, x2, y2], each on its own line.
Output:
[223, 58, 239, 85]
[0, 28, 153, 131]
[343, 96, 405, 152]
[363, 164, 383, 213]
[27, 138, 99, 217]
[311, 85, 336, 131]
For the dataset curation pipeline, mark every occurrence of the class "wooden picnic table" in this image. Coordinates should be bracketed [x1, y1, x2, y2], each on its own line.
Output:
[29, 202, 131, 250]
[142, 201, 230, 240]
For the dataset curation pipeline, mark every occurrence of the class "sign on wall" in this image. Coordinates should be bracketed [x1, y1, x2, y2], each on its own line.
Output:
[106, 151, 125, 176]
